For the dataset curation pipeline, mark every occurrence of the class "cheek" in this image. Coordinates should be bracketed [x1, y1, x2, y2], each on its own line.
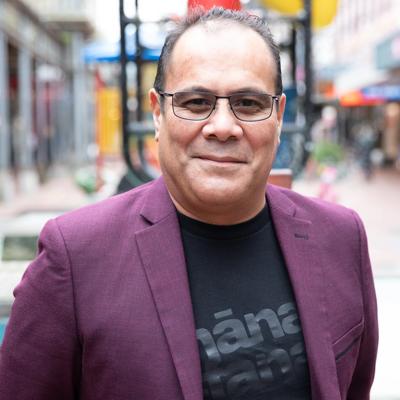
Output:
[249, 127, 279, 160]
[157, 122, 193, 166]
[161, 119, 200, 151]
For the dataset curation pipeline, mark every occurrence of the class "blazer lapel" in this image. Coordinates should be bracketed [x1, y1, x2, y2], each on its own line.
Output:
[135, 178, 202, 400]
[267, 185, 341, 400]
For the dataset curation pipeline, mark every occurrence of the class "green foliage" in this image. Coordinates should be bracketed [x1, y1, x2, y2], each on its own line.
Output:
[311, 141, 344, 165]
[74, 168, 97, 194]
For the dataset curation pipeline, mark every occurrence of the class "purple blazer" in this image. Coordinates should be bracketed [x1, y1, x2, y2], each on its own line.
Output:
[0, 177, 378, 399]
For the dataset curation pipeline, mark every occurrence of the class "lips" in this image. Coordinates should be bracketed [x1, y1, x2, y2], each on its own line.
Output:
[196, 155, 245, 163]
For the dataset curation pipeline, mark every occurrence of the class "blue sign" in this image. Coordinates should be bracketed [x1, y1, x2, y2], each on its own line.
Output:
[84, 41, 161, 63]
[362, 85, 400, 101]
[84, 23, 165, 64]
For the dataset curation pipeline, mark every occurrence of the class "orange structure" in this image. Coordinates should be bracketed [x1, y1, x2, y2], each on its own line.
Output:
[187, 0, 241, 11]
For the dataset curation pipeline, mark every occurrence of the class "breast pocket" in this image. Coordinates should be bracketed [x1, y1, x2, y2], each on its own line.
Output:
[332, 319, 364, 398]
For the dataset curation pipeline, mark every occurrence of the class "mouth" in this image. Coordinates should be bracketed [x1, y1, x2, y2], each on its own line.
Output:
[196, 155, 246, 164]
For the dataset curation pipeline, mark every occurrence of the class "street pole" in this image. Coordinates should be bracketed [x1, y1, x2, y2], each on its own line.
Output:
[119, 0, 151, 186]
[0, 31, 12, 201]
[135, 0, 143, 122]
[0, 31, 10, 171]
[303, 0, 313, 139]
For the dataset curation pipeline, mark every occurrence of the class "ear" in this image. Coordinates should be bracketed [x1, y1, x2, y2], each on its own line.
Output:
[276, 93, 286, 141]
[149, 88, 162, 141]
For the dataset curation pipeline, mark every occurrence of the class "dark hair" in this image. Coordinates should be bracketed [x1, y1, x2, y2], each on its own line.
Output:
[153, 7, 282, 95]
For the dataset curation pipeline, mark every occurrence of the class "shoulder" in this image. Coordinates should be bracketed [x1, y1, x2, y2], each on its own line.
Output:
[267, 185, 365, 242]
[41, 179, 160, 245]
[269, 184, 360, 222]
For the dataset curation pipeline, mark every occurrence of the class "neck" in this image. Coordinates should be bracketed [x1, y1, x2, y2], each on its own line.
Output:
[169, 193, 266, 225]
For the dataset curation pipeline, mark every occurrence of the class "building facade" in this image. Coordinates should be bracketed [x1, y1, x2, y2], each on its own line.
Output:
[0, 0, 95, 201]
[314, 0, 400, 164]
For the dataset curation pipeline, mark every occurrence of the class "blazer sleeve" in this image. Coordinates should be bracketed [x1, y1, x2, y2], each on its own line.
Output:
[0, 219, 81, 399]
[347, 210, 378, 399]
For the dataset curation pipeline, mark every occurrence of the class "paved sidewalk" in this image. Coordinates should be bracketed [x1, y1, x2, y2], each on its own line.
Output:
[0, 159, 129, 220]
[0, 171, 93, 220]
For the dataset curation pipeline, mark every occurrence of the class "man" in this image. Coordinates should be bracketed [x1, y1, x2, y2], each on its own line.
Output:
[0, 7, 377, 400]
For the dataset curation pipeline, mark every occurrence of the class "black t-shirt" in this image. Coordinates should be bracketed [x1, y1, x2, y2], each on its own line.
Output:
[178, 206, 311, 400]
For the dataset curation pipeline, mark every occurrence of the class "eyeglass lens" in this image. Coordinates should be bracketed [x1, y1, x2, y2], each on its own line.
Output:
[171, 92, 274, 121]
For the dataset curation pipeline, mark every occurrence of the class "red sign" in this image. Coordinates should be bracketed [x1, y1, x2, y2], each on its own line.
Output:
[188, 0, 241, 11]
[339, 91, 384, 107]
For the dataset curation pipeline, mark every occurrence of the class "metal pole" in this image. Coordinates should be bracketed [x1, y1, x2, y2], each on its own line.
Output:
[0, 31, 10, 170]
[35, 64, 47, 180]
[290, 26, 297, 87]
[119, 0, 129, 165]
[18, 46, 33, 169]
[72, 32, 87, 165]
[303, 0, 313, 138]
[134, 0, 150, 172]
[135, 0, 143, 121]
[119, 0, 147, 186]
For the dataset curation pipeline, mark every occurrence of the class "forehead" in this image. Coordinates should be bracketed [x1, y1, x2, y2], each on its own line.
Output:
[165, 21, 277, 93]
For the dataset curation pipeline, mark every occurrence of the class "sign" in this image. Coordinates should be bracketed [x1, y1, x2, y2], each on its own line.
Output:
[261, 0, 338, 29]
[339, 91, 384, 107]
[188, 0, 241, 11]
[362, 85, 400, 101]
[376, 31, 400, 70]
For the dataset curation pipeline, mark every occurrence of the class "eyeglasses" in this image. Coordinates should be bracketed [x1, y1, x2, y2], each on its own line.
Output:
[156, 90, 280, 122]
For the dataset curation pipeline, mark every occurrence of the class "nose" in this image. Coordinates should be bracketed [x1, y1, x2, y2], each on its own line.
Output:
[202, 99, 243, 141]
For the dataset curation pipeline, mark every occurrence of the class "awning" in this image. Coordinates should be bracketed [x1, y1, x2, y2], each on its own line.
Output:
[339, 84, 400, 107]
[84, 41, 160, 63]
[362, 84, 400, 101]
[339, 91, 384, 107]
[84, 23, 165, 64]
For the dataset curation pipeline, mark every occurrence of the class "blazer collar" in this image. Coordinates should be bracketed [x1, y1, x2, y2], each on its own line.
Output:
[267, 184, 341, 400]
[136, 177, 203, 400]
[139, 176, 176, 224]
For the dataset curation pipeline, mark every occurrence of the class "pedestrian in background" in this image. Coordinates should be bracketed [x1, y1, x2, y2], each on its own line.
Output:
[353, 121, 378, 180]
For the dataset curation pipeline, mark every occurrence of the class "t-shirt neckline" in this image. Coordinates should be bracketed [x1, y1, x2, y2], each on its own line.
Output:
[177, 205, 271, 240]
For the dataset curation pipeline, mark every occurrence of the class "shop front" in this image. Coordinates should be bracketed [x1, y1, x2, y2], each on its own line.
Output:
[0, 0, 82, 200]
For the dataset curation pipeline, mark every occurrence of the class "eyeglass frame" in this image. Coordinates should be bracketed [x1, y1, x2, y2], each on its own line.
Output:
[156, 89, 281, 122]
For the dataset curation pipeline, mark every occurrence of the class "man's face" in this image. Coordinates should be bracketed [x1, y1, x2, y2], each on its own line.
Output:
[149, 23, 286, 224]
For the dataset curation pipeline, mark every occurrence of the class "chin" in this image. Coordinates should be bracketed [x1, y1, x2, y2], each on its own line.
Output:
[192, 179, 249, 205]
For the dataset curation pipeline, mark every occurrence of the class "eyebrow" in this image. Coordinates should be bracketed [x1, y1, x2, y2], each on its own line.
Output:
[176, 86, 273, 95]
[177, 86, 214, 93]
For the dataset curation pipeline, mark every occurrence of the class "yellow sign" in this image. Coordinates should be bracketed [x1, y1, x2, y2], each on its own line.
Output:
[261, 0, 339, 29]
[96, 88, 121, 156]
